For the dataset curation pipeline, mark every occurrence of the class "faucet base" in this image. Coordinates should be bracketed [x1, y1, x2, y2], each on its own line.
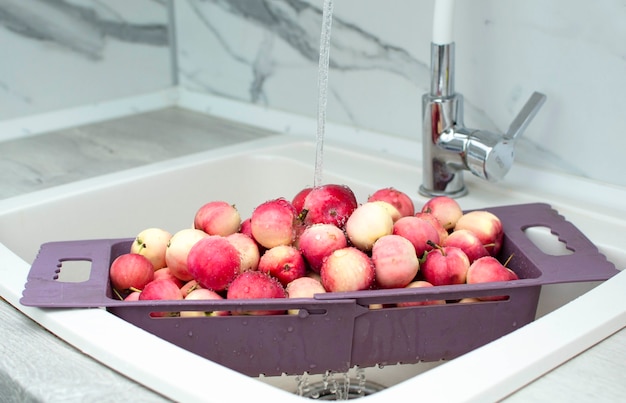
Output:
[419, 184, 468, 199]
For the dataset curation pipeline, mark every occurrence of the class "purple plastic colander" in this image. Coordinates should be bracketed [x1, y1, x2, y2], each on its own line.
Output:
[20, 203, 620, 376]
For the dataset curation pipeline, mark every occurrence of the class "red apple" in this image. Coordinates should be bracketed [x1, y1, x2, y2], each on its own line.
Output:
[226, 232, 260, 272]
[297, 223, 348, 273]
[109, 253, 154, 292]
[454, 210, 504, 256]
[139, 278, 183, 300]
[130, 227, 172, 270]
[466, 256, 519, 301]
[415, 212, 449, 244]
[153, 267, 184, 288]
[301, 184, 358, 228]
[165, 228, 209, 282]
[226, 271, 287, 315]
[181, 288, 228, 317]
[443, 229, 490, 263]
[187, 236, 241, 292]
[250, 198, 298, 249]
[239, 217, 254, 238]
[193, 201, 241, 236]
[396, 280, 446, 307]
[421, 196, 463, 230]
[368, 187, 415, 217]
[420, 244, 470, 286]
[320, 247, 375, 292]
[258, 245, 307, 287]
[392, 215, 440, 259]
[292, 186, 313, 214]
[371, 235, 420, 289]
[345, 201, 394, 251]
[138, 278, 183, 317]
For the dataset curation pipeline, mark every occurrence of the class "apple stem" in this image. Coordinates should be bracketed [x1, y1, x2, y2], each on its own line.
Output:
[113, 288, 124, 301]
[188, 283, 199, 293]
[503, 253, 514, 267]
[129, 286, 142, 293]
[298, 208, 309, 222]
[426, 239, 445, 256]
[135, 239, 146, 254]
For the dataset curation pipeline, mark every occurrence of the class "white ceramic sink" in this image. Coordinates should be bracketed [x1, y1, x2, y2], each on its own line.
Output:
[1, 132, 625, 402]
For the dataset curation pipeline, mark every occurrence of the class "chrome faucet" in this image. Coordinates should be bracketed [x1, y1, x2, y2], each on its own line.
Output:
[419, 42, 547, 197]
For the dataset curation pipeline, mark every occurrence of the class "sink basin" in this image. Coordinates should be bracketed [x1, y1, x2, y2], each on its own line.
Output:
[1, 133, 625, 402]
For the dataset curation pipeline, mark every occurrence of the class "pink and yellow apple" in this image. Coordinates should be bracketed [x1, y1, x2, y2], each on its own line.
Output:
[320, 247, 375, 292]
[371, 234, 420, 289]
[130, 227, 172, 270]
[368, 187, 415, 217]
[250, 198, 298, 249]
[454, 210, 504, 256]
[193, 201, 241, 236]
[345, 201, 394, 251]
[187, 235, 241, 292]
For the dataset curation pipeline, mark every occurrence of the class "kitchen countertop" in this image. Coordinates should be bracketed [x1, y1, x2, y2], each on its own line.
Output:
[0, 106, 624, 402]
[0, 107, 278, 200]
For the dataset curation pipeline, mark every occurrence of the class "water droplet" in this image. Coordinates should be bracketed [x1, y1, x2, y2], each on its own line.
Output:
[287, 326, 294, 332]
[188, 331, 193, 337]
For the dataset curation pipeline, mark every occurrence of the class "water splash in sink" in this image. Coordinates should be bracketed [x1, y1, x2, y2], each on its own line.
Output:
[295, 366, 384, 400]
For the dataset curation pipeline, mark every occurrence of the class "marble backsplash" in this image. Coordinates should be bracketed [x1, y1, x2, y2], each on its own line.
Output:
[176, 0, 626, 187]
[0, 0, 172, 119]
[1, 0, 625, 188]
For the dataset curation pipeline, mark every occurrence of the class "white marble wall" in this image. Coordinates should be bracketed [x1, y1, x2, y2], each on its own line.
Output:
[0, 0, 172, 120]
[1, 0, 624, 187]
[175, 0, 626, 187]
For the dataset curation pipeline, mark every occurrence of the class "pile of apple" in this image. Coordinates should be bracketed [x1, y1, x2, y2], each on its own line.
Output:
[109, 184, 518, 316]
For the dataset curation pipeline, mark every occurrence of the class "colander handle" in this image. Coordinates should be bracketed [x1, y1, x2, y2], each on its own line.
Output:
[485, 203, 619, 285]
[20, 238, 134, 308]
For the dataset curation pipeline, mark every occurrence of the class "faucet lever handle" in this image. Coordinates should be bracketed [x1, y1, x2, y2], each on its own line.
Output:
[505, 91, 547, 141]
[465, 91, 547, 183]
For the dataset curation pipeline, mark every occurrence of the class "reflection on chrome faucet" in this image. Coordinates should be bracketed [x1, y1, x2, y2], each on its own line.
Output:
[420, 43, 546, 198]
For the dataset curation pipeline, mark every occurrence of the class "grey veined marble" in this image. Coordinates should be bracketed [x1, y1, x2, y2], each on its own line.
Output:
[0, 0, 169, 60]
[0, 108, 278, 200]
[180, 0, 588, 180]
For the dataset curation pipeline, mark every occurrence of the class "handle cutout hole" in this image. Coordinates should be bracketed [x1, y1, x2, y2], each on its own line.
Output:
[524, 226, 573, 256]
[55, 259, 92, 283]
